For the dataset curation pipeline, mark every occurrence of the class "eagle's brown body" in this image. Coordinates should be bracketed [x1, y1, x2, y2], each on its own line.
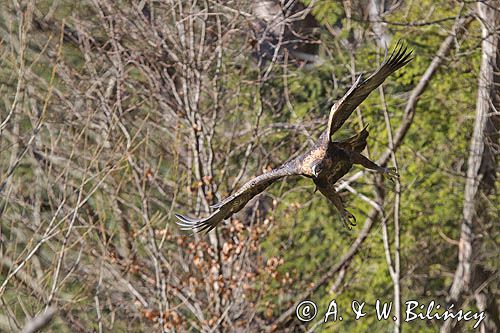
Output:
[314, 134, 368, 184]
[299, 128, 369, 180]
[176, 43, 411, 232]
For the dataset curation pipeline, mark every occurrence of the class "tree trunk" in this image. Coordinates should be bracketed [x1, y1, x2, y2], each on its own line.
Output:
[441, 1, 499, 332]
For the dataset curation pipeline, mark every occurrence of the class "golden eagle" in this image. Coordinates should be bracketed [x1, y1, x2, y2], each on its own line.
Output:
[176, 43, 412, 233]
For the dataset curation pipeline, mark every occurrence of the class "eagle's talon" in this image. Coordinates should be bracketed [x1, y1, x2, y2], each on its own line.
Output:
[341, 210, 356, 230]
[383, 167, 399, 180]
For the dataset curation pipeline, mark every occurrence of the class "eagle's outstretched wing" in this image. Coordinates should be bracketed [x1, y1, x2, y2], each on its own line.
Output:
[324, 41, 413, 141]
[176, 163, 299, 233]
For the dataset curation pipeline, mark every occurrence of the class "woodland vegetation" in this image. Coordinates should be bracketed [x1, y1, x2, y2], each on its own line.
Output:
[0, 0, 498, 332]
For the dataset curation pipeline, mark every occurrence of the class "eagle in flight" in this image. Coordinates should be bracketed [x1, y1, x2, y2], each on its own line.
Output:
[176, 43, 412, 233]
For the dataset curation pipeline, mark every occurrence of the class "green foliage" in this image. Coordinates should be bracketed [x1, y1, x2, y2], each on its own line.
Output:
[255, 1, 497, 331]
[1, 0, 497, 331]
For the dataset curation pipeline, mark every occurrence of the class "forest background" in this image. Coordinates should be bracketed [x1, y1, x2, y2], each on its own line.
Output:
[0, 0, 498, 332]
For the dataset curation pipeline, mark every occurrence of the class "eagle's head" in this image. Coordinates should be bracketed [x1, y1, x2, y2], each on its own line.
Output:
[311, 160, 325, 178]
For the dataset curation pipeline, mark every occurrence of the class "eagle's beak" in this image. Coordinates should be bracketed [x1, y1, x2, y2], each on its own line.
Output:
[312, 165, 319, 178]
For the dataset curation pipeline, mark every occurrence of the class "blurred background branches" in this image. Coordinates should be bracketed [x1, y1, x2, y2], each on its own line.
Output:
[0, 0, 498, 332]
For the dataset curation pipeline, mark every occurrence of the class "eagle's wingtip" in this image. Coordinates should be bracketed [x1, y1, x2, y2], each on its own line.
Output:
[175, 212, 217, 234]
[175, 213, 197, 223]
[385, 40, 413, 69]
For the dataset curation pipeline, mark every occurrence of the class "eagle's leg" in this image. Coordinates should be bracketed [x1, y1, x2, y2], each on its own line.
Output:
[317, 186, 356, 230]
[350, 151, 399, 180]
[330, 191, 357, 230]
